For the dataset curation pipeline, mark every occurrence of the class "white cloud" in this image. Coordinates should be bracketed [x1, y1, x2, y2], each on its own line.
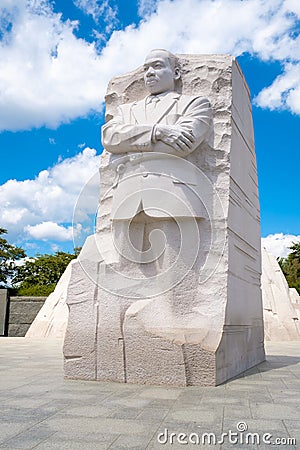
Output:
[25, 221, 82, 241]
[73, 0, 118, 31]
[0, 147, 100, 243]
[100, 0, 300, 114]
[262, 233, 300, 258]
[14, 257, 33, 267]
[1, 0, 300, 132]
[138, 0, 158, 17]
[255, 61, 300, 112]
[0, 1, 108, 131]
[284, 0, 300, 17]
[51, 243, 60, 252]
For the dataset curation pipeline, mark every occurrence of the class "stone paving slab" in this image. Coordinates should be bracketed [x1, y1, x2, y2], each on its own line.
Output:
[0, 339, 299, 449]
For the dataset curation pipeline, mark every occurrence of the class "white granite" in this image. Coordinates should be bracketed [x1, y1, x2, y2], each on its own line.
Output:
[62, 51, 265, 385]
[261, 247, 300, 341]
[290, 287, 300, 305]
[27, 247, 300, 348]
[25, 261, 75, 339]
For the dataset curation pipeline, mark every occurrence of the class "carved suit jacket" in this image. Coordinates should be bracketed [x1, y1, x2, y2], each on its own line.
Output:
[101, 91, 213, 219]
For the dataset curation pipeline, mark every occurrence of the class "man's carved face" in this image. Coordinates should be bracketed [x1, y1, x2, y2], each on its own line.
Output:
[143, 50, 180, 95]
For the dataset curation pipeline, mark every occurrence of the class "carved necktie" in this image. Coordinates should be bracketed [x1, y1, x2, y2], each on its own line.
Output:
[147, 95, 160, 109]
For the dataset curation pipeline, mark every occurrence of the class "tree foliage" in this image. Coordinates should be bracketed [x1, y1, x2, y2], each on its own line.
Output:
[0, 228, 26, 285]
[278, 242, 300, 294]
[12, 250, 78, 296]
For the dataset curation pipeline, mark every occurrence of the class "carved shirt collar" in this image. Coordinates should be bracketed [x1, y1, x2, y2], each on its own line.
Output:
[146, 91, 180, 104]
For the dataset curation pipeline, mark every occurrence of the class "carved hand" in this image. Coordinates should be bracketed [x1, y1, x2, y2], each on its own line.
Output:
[154, 125, 195, 153]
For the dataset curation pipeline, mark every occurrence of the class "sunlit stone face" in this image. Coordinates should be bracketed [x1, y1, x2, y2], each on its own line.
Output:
[143, 50, 178, 94]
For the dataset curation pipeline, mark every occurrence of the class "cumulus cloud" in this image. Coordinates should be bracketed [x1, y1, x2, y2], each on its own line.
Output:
[1, 0, 300, 132]
[262, 233, 300, 258]
[138, 0, 158, 17]
[0, 147, 100, 243]
[255, 62, 300, 112]
[73, 0, 118, 32]
[25, 221, 82, 241]
[0, 1, 107, 131]
[102, 0, 300, 114]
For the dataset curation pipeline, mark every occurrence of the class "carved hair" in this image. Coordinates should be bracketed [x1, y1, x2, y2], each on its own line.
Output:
[147, 49, 181, 74]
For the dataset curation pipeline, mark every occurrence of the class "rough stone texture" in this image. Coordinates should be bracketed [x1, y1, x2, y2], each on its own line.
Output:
[26, 261, 74, 338]
[261, 247, 300, 341]
[63, 54, 265, 385]
[290, 287, 300, 305]
[19, 249, 300, 346]
[63, 260, 99, 380]
[8, 297, 46, 337]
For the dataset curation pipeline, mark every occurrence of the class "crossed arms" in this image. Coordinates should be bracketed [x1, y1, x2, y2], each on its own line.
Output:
[102, 96, 212, 157]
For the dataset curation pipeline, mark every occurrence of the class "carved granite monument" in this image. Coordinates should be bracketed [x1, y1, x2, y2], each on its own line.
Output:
[63, 49, 265, 385]
[262, 247, 300, 340]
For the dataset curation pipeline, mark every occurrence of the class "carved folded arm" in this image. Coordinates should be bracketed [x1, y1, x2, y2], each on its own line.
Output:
[102, 97, 212, 156]
[153, 97, 212, 157]
[102, 107, 154, 154]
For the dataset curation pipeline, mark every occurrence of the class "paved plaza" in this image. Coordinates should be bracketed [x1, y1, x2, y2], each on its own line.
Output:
[0, 338, 299, 449]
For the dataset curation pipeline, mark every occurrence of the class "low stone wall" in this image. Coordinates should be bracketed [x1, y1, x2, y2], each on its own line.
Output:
[8, 297, 46, 337]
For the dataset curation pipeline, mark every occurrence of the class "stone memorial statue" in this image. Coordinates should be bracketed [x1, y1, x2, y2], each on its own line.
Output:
[63, 49, 265, 386]
[102, 49, 212, 220]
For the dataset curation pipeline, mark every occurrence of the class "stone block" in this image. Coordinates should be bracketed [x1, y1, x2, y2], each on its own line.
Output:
[63, 52, 265, 385]
[8, 297, 46, 337]
[261, 247, 300, 340]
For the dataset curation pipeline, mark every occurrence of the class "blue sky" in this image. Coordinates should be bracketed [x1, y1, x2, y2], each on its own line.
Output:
[0, 0, 299, 258]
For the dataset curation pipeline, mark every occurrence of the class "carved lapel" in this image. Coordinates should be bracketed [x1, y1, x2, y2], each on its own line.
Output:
[131, 97, 147, 124]
[131, 92, 180, 125]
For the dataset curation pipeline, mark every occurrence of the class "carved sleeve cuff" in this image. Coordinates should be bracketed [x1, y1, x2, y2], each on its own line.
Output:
[151, 125, 158, 144]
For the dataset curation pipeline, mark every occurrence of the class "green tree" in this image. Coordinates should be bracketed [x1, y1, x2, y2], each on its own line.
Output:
[12, 250, 78, 296]
[278, 242, 300, 294]
[0, 228, 26, 286]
